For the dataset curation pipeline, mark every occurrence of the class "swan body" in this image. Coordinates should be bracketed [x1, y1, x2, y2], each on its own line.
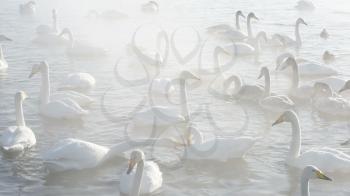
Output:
[207, 11, 245, 34]
[310, 76, 345, 92]
[295, 0, 315, 11]
[132, 71, 199, 127]
[120, 150, 162, 196]
[272, 110, 350, 173]
[19, 1, 36, 16]
[0, 46, 8, 71]
[224, 42, 255, 56]
[276, 53, 338, 77]
[274, 18, 307, 48]
[312, 82, 350, 117]
[183, 127, 256, 161]
[0, 35, 12, 42]
[151, 78, 175, 96]
[141, 1, 159, 13]
[0, 92, 36, 154]
[59, 28, 107, 57]
[260, 95, 294, 112]
[224, 74, 264, 101]
[300, 166, 332, 196]
[29, 61, 88, 120]
[58, 73, 96, 92]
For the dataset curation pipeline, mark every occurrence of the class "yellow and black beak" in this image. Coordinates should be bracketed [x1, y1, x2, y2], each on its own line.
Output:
[316, 170, 332, 181]
[272, 116, 284, 126]
[127, 159, 136, 175]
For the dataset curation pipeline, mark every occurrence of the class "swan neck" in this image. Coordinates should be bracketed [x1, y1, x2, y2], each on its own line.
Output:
[191, 128, 203, 145]
[15, 97, 25, 127]
[213, 47, 223, 74]
[131, 160, 144, 196]
[288, 115, 301, 160]
[264, 71, 271, 97]
[291, 63, 299, 90]
[247, 16, 253, 38]
[295, 22, 302, 47]
[40, 65, 50, 105]
[180, 80, 190, 121]
[235, 13, 240, 30]
[231, 76, 243, 95]
[300, 173, 310, 196]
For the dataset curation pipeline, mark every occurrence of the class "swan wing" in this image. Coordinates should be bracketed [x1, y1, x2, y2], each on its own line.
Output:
[52, 91, 93, 107]
[41, 99, 88, 119]
[235, 85, 264, 101]
[206, 24, 234, 33]
[60, 73, 96, 91]
[260, 95, 294, 112]
[299, 62, 338, 77]
[133, 106, 185, 126]
[42, 138, 108, 172]
[0, 126, 36, 153]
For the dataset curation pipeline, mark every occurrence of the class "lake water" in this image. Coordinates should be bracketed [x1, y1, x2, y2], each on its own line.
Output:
[1, 0, 350, 195]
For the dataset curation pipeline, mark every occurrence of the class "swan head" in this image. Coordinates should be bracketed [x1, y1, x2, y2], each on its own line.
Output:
[272, 110, 297, 126]
[312, 82, 333, 98]
[179, 71, 200, 81]
[16, 91, 28, 101]
[276, 52, 294, 70]
[279, 57, 297, 71]
[236, 10, 245, 18]
[257, 66, 269, 79]
[296, 18, 308, 26]
[302, 165, 332, 181]
[127, 149, 145, 174]
[339, 80, 350, 93]
[29, 61, 47, 78]
[247, 12, 259, 20]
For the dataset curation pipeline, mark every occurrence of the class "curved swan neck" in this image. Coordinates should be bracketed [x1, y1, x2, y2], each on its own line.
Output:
[180, 79, 190, 121]
[295, 21, 302, 47]
[131, 160, 144, 196]
[40, 64, 50, 105]
[15, 96, 25, 127]
[288, 114, 301, 160]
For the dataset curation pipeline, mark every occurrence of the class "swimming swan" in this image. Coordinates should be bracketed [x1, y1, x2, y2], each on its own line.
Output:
[274, 18, 307, 48]
[58, 73, 96, 92]
[0, 91, 36, 154]
[207, 10, 245, 35]
[300, 165, 332, 196]
[132, 71, 200, 127]
[120, 149, 162, 195]
[59, 28, 107, 58]
[29, 61, 88, 119]
[295, 0, 315, 11]
[19, 1, 36, 16]
[141, 1, 159, 14]
[0, 46, 8, 71]
[272, 110, 350, 173]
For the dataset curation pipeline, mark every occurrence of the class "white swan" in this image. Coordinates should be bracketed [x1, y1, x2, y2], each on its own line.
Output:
[276, 52, 338, 77]
[29, 61, 88, 119]
[219, 12, 258, 41]
[207, 10, 245, 35]
[0, 45, 8, 71]
[274, 18, 307, 48]
[310, 76, 345, 92]
[295, 0, 315, 11]
[19, 1, 36, 16]
[323, 50, 335, 64]
[42, 137, 175, 173]
[0, 91, 36, 154]
[312, 82, 350, 117]
[278, 57, 314, 101]
[300, 166, 332, 196]
[0, 35, 12, 42]
[320, 28, 329, 40]
[272, 110, 350, 173]
[141, 1, 159, 14]
[149, 54, 175, 96]
[258, 67, 295, 112]
[120, 149, 162, 196]
[223, 67, 269, 102]
[59, 28, 107, 58]
[58, 73, 96, 92]
[36, 9, 58, 35]
[132, 71, 199, 127]
[179, 126, 256, 161]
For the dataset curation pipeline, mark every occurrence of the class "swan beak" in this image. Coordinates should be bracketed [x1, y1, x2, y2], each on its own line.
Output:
[302, 21, 308, 26]
[272, 116, 284, 126]
[127, 159, 136, 175]
[253, 15, 259, 20]
[28, 72, 35, 78]
[316, 171, 332, 181]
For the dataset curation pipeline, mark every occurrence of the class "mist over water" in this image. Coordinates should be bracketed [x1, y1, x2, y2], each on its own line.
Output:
[1, 0, 350, 195]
